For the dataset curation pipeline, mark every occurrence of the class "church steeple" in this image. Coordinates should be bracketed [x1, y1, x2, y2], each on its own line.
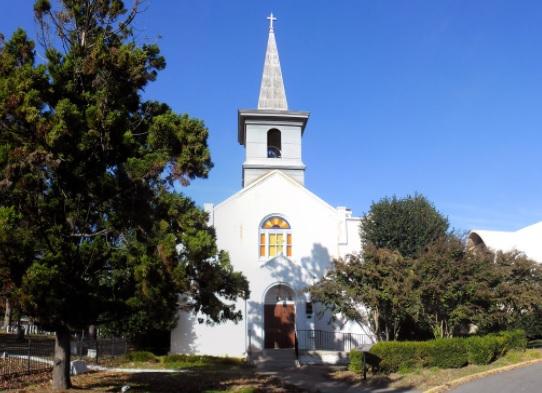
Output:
[258, 13, 288, 111]
[238, 13, 309, 188]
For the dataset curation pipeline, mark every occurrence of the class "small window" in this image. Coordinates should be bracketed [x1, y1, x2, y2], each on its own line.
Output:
[267, 129, 281, 158]
[259, 216, 292, 258]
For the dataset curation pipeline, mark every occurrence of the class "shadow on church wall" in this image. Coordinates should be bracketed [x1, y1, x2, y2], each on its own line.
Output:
[246, 243, 355, 353]
[265, 242, 330, 293]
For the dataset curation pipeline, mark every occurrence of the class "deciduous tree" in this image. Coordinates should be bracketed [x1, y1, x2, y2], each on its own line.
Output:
[414, 236, 497, 338]
[310, 245, 420, 341]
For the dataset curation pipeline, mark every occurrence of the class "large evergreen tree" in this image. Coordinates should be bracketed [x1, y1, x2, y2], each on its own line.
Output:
[0, 1, 249, 389]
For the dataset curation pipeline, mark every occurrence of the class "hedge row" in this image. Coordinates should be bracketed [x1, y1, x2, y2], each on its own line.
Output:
[349, 329, 527, 373]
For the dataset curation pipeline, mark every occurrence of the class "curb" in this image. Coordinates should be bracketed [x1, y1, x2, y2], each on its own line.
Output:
[423, 358, 542, 393]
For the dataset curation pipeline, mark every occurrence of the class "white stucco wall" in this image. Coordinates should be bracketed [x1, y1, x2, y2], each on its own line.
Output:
[170, 171, 370, 356]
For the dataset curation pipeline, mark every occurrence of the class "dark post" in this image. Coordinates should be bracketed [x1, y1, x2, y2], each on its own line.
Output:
[362, 351, 367, 381]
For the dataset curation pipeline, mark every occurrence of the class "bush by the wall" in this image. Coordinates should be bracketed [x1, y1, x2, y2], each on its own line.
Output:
[465, 336, 501, 365]
[352, 330, 527, 374]
[498, 329, 528, 351]
[370, 341, 428, 372]
[426, 338, 468, 368]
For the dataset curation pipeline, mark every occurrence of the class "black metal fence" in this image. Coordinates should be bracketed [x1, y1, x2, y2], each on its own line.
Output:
[0, 335, 127, 385]
[0, 338, 54, 381]
[296, 329, 372, 352]
[71, 337, 128, 362]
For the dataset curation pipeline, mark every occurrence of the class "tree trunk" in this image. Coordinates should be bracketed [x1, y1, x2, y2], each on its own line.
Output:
[3, 298, 11, 333]
[52, 329, 71, 390]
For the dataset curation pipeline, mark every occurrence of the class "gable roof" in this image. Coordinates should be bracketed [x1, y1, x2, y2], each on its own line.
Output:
[213, 170, 339, 214]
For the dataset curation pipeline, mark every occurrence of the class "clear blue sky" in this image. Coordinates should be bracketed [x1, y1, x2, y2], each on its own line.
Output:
[2, 1, 542, 232]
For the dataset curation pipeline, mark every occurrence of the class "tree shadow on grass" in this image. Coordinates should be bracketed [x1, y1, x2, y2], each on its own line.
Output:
[69, 369, 304, 393]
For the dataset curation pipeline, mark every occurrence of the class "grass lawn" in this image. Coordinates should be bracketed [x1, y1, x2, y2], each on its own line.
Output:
[101, 352, 250, 371]
[330, 349, 542, 392]
[3, 351, 306, 393]
[4, 368, 305, 393]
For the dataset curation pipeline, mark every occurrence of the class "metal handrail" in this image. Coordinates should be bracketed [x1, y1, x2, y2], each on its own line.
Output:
[294, 330, 299, 360]
[296, 329, 372, 352]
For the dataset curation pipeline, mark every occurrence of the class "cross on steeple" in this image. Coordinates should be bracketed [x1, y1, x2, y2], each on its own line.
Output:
[267, 13, 277, 31]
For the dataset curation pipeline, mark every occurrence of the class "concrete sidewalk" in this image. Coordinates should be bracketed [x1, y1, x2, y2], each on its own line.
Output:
[259, 365, 420, 393]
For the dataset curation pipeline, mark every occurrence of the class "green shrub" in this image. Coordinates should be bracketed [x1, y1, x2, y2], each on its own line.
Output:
[125, 351, 158, 362]
[499, 329, 528, 351]
[465, 336, 500, 365]
[371, 341, 428, 373]
[370, 338, 466, 372]
[425, 338, 468, 368]
[365, 331, 525, 374]
[348, 349, 363, 372]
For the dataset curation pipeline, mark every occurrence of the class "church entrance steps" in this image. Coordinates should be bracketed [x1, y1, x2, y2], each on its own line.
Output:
[249, 349, 297, 370]
[298, 350, 349, 365]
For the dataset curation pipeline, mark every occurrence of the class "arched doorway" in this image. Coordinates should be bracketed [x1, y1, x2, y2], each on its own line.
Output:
[264, 284, 295, 349]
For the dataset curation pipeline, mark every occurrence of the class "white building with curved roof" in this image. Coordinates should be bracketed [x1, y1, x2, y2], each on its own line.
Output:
[468, 221, 542, 263]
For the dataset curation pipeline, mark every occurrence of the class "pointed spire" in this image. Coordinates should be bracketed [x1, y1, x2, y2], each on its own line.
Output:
[258, 13, 288, 111]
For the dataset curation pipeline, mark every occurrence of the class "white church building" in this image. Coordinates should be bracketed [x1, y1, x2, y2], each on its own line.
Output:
[170, 15, 374, 357]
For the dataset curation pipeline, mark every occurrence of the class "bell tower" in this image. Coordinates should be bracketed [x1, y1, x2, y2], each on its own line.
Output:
[238, 13, 309, 187]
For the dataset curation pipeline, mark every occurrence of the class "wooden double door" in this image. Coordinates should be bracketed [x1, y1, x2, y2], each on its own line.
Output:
[264, 303, 295, 349]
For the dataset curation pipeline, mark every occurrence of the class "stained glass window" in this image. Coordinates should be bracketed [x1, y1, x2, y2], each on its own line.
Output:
[259, 233, 266, 257]
[262, 217, 290, 229]
[259, 216, 292, 258]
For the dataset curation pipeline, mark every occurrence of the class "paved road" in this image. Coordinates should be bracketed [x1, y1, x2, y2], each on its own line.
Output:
[450, 362, 542, 393]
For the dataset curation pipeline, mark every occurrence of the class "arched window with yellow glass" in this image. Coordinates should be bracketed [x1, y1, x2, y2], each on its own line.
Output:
[259, 216, 292, 258]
